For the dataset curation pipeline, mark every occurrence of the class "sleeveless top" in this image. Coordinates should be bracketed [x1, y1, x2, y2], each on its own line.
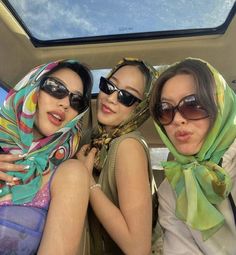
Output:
[0, 175, 53, 255]
[88, 131, 163, 255]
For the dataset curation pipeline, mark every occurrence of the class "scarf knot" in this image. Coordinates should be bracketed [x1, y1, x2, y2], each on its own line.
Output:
[163, 158, 232, 240]
[90, 132, 113, 172]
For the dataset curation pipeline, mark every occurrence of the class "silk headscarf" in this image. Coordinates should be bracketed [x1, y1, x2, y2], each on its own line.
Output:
[90, 57, 158, 172]
[152, 57, 236, 240]
[0, 59, 89, 204]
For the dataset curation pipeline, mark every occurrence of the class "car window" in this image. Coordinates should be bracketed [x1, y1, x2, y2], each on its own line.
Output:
[0, 82, 9, 107]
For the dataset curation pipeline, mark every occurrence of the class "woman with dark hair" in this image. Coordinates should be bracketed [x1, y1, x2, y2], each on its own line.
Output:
[0, 59, 93, 254]
[149, 58, 236, 254]
[78, 58, 163, 255]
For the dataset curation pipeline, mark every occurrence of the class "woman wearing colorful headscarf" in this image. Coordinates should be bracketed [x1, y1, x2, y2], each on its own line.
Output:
[0, 59, 92, 254]
[77, 58, 163, 254]
[149, 57, 236, 254]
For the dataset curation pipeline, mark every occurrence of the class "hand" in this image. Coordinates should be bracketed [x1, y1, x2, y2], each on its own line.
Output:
[0, 154, 27, 183]
[76, 144, 97, 175]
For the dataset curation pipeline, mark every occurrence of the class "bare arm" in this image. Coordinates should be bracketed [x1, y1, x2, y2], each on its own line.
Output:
[83, 139, 152, 255]
[37, 159, 90, 255]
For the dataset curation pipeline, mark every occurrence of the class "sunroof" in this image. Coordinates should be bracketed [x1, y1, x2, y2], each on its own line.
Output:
[3, 0, 236, 44]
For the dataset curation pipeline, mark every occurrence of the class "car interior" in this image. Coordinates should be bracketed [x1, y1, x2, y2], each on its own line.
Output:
[0, 0, 236, 186]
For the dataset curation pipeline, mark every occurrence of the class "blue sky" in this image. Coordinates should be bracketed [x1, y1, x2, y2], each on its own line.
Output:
[8, 0, 235, 41]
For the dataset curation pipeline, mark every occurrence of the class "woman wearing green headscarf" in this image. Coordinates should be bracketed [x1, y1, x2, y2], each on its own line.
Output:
[149, 58, 236, 254]
[77, 58, 163, 254]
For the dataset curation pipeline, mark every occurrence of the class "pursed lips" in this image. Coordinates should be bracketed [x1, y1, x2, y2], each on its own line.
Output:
[174, 130, 192, 142]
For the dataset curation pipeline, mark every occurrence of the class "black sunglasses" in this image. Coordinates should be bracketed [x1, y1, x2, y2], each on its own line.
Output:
[99, 76, 141, 107]
[155, 94, 209, 125]
[40, 77, 88, 112]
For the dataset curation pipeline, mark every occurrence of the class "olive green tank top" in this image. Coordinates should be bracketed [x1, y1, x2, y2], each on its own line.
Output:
[88, 131, 162, 255]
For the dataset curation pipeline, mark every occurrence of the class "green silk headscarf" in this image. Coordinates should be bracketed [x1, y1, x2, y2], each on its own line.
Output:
[153, 57, 236, 240]
[90, 57, 159, 172]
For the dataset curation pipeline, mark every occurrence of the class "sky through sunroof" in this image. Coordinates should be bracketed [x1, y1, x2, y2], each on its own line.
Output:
[6, 0, 235, 40]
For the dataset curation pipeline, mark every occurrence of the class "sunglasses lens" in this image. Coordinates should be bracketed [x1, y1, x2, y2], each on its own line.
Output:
[99, 77, 113, 95]
[156, 103, 174, 125]
[118, 90, 136, 107]
[70, 94, 87, 112]
[41, 77, 68, 99]
[180, 98, 208, 120]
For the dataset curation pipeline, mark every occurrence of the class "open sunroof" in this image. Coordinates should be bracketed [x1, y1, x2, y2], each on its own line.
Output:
[2, 0, 236, 47]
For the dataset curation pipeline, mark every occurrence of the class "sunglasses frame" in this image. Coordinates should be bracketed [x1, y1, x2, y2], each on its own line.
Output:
[40, 76, 88, 113]
[155, 94, 209, 125]
[99, 76, 141, 107]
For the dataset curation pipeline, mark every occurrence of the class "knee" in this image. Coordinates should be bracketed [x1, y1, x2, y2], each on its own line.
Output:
[50, 159, 90, 213]
[55, 159, 90, 189]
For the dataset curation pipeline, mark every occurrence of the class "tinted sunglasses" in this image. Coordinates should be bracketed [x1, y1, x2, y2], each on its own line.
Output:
[99, 76, 141, 107]
[155, 94, 209, 125]
[40, 77, 88, 112]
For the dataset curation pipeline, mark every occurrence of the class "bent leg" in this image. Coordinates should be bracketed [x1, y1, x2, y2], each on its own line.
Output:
[38, 159, 90, 255]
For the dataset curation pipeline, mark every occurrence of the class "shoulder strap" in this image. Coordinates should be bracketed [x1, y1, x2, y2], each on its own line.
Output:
[228, 193, 236, 225]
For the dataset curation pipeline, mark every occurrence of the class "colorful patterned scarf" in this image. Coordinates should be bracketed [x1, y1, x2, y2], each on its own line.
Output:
[90, 58, 158, 172]
[153, 57, 236, 240]
[0, 60, 88, 204]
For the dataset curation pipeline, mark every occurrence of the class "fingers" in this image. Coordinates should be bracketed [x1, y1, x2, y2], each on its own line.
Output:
[0, 154, 28, 172]
[89, 147, 97, 155]
[81, 144, 90, 155]
[76, 145, 97, 175]
[0, 153, 26, 162]
[76, 144, 90, 158]
[0, 172, 21, 185]
[0, 154, 28, 183]
[0, 162, 28, 172]
[0, 171, 14, 183]
[83, 149, 97, 174]
[77, 145, 97, 159]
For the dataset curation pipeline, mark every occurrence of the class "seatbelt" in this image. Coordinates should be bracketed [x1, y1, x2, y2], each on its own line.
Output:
[218, 158, 236, 225]
[228, 193, 236, 226]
